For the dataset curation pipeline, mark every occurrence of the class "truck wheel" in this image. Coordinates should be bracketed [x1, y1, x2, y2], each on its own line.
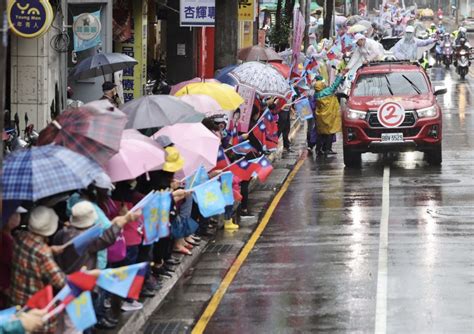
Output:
[343, 147, 362, 168]
[426, 145, 442, 166]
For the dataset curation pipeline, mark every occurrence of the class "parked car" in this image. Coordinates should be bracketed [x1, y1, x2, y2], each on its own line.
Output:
[337, 61, 447, 167]
[462, 17, 474, 32]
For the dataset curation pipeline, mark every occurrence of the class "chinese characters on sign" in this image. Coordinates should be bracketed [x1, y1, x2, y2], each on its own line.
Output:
[180, 0, 215, 27]
[237, 84, 256, 133]
[238, 0, 255, 21]
[7, 0, 54, 38]
[73, 11, 102, 52]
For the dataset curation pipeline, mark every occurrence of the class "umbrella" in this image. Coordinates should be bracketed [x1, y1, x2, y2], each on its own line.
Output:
[104, 129, 166, 182]
[345, 15, 364, 27]
[228, 62, 291, 98]
[37, 100, 128, 165]
[170, 77, 220, 96]
[269, 62, 291, 79]
[152, 123, 220, 178]
[174, 82, 244, 111]
[238, 45, 283, 62]
[121, 95, 204, 130]
[70, 53, 138, 80]
[178, 95, 224, 116]
[2, 145, 105, 202]
[348, 23, 369, 33]
[278, 49, 306, 65]
[215, 64, 239, 86]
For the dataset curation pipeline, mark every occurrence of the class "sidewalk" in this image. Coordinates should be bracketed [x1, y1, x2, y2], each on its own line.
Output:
[101, 119, 306, 334]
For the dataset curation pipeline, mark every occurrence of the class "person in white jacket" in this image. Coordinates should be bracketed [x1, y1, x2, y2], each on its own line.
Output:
[346, 33, 385, 73]
[391, 25, 437, 61]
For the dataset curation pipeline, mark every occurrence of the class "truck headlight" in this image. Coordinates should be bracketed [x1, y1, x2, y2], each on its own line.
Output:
[416, 106, 437, 118]
[347, 109, 366, 120]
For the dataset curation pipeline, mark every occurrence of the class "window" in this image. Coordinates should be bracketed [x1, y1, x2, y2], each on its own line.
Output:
[353, 71, 429, 97]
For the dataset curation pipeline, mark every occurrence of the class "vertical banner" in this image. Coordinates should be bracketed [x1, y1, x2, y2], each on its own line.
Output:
[291, 8, 305, 70]
[236, 84, 256, 133]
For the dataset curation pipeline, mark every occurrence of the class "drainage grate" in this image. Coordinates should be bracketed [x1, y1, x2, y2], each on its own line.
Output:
[204, 244, 233, 254]
[143, 321, 189, 334]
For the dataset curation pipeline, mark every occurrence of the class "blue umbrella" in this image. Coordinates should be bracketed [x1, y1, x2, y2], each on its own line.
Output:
[2, 145, 105, 201]
[215, 64, 238, 86]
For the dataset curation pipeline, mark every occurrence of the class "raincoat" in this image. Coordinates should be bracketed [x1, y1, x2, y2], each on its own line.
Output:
[346, 38, 385, 71]
[391, 37, 436, 61]
[313, 75, 344, 135]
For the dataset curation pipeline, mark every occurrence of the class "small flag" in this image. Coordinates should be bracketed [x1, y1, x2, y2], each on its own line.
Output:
[215, 146, 230, 170]
[265, 133, 279, 152]
[262, 110, 278, 136]
[192, 179, 226, 218]
[294, 98, 314, 120]
[228, 159, 257, 182]
[157, 191, 172, 239]
[229, 140, 256, 156]
[68, 224, 103, 255]
[143, 193, 160, 245]
[249, 156, 274, 183]
[127, 264, 148, 300]
[97, 262, 149, 299]
[251, 119, 267, 149]
[220, 172, 234, 206]
[185, 165, 209, 190]
[67, 272, 98, 293]
[0, 307, 17, 325]
[229, 128, 241, 146]
[26, 285, 53, 309]
[65, 291, 97, 331]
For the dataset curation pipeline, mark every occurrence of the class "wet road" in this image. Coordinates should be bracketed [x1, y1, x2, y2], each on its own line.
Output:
[201, 45, 474, 331]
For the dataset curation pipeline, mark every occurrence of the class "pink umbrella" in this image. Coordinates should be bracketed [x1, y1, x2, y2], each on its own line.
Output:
[170, 77, 220, 96]
[105, 129, 165, 182]
[178, 94, 225, 116]
[152, 123, 220, 178]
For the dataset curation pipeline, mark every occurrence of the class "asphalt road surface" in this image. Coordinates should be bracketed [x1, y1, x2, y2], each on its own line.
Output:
[200, 46, 474, 332]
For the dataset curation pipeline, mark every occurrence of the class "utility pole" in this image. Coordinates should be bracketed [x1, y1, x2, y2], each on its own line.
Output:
[0, 1, 8, 167]
[215, 0, 238, 70]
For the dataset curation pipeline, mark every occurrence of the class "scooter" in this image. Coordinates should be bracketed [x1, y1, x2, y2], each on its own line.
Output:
[442, 39, 453, 68]
[455, 47, 472, 79]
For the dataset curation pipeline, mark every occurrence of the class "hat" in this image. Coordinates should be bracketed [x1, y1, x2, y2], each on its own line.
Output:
[70, 201, 98, 229]
[155, 135, 174, 148]
[93, 173, 114, 191]
[163, 146, 185, 173]
[405, 25, 415, 33]
[354, 33, 366, 42]
[102, 81, 117, 92]
[28, 206, 59, 237]
[314, 80, 326, 91]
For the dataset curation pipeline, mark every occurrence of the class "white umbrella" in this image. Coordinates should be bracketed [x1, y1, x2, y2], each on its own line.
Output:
[228, 62, 291, 98]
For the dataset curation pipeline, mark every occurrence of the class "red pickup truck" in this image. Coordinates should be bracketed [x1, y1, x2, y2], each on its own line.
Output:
[338, 61, 447, 167]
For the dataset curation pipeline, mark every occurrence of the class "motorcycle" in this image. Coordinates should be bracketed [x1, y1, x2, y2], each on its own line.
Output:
[455, 47, 472, 79]
[442, 40, 453, 68]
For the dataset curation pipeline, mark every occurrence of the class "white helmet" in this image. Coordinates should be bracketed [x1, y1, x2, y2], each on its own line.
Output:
[405, 25, 415, 33]
[459, 27, 467, 34]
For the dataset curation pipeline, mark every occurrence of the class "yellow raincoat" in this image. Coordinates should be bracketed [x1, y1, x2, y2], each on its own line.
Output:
[314, 75, 344, 135]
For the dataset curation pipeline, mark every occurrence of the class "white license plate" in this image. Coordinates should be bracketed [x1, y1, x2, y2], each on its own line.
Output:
[381, 133, 403, 142]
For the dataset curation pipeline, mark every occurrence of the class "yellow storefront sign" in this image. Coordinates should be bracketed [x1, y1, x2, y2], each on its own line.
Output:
[238, 0, 254, 21]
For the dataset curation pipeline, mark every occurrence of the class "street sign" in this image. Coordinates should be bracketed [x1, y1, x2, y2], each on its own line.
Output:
[180, 0, 215, 27]
[8, 0, 53, 38]
[377, 101, 405, 128]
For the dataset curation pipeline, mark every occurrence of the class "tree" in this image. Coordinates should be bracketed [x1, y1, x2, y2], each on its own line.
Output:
[268, 0, 295, 51]
[215, 0, 238, 69]
[322, 0, 334, 38]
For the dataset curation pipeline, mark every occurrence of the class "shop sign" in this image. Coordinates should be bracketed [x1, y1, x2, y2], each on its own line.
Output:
[73, 11, 102, 52]
[8, 0, 53, 38]
[180, 0, 215, 27]
[238, 0, 254, 21]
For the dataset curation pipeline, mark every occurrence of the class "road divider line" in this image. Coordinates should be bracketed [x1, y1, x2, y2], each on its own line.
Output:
[375, 165, 390, 333]
[192, 156, 306, 334]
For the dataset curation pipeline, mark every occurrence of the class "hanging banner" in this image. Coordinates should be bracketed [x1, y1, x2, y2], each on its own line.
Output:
[291, 8, 305, 70]
[180, 0, 215, 27]
[237, 84, 256, 133]
[238, 0, 254, 21]
[73, 11, 102, 52]
[8, 0, 54, 38]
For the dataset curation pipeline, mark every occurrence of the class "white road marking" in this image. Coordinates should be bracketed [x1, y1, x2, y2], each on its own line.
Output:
[375, 166, 390, 334]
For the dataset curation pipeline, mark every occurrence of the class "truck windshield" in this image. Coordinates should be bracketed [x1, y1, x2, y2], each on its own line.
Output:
[353, 71, 429, 97]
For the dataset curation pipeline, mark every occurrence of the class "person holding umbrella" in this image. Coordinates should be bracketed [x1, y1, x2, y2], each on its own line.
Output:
[100, 81, 121, 108]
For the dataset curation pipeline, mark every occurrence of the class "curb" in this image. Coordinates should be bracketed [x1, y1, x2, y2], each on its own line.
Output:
[114, 119, 304, 334]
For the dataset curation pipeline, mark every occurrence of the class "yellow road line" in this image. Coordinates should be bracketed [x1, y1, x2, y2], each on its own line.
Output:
[192, 157, 306, 334]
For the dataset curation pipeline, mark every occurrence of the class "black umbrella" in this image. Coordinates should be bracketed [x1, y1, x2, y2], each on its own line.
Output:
[70, 52, 138, 80]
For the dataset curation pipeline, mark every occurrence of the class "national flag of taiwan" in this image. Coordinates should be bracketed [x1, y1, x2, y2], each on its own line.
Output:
[69, 224, 103, 255]
[215, 146, 230, 170]
[26, 285, 53, 309]
[262, 110, 278, 136]
[265, 133, 279, 152]
[96, 262, 149, 300]
[305, 58, 318, 72]
[228, 159, 257, 181]
[230, 140, 256, 156]
[249, 156, 274, 183]
[252, 120, 267, 149]
[229, 128, 241, 146]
